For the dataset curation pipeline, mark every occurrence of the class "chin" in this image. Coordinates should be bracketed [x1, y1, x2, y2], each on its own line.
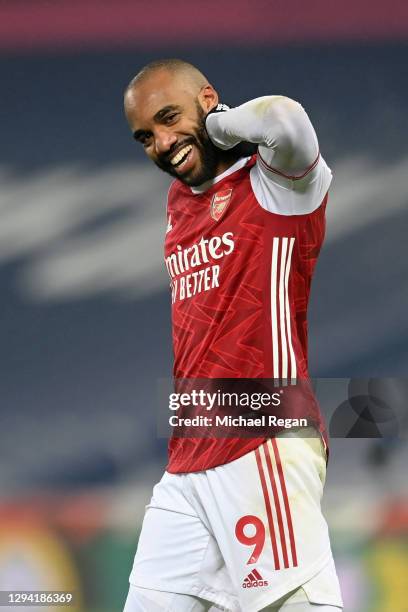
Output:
[181, 173, 207, 187]
[173, 165, 209, 187]
[181, 173, 212, 187]
[184, 162, 219, 187]
[158, 147, 218, 187]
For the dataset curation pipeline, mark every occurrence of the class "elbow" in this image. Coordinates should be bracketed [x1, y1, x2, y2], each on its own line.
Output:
[263, 96, 319, 169]
[263, 96, 305, 149]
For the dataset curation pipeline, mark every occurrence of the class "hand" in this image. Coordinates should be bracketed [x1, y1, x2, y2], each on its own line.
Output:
[206, 102, 258, 157]
[205, 103, 235, 150]
[206, 103, 231, 116]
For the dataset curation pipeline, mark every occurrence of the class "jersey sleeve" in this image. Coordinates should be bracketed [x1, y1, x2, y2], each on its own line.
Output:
[206, 96, 332, 215]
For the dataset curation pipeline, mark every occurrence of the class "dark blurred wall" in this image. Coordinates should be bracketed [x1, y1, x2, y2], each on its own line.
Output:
[1, 5, 407, 488]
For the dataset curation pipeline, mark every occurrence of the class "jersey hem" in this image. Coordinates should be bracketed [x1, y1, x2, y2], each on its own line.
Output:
[167, 424, 329, 473]
[166, 437, 266, 473]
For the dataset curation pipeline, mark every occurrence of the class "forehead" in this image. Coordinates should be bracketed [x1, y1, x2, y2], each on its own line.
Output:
[125, 70, 195, 126]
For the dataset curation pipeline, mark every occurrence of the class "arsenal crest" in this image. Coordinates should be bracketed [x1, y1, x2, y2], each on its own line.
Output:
[210, 188, 233, 221]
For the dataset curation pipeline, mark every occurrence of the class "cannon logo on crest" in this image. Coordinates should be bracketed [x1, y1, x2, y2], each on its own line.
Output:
[210, 188, 233, 221]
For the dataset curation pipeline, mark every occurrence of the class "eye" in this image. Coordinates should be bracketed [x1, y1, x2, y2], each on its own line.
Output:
[137, 134, 152, 148]
[165, 113, 179, 124]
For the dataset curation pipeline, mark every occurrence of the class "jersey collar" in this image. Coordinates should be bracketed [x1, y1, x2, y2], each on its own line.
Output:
[190, 156, 251, 195]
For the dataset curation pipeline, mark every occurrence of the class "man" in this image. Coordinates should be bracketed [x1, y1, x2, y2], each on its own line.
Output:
[123, 59, 343, 612]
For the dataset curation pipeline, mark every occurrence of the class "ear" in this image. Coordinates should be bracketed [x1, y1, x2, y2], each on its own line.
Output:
[198, 84, 219, 113]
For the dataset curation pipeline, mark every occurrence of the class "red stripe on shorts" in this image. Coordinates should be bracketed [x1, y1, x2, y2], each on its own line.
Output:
[264, 441, 290, 568]
[255, 447, 280, 569]
[271, 438, 298, 567]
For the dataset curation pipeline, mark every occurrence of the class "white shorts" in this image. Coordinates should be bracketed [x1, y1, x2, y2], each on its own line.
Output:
[127, 433, 343, 612]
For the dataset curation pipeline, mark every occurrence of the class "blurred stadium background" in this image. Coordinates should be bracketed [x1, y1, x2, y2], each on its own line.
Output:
[0, 1, 407, 610]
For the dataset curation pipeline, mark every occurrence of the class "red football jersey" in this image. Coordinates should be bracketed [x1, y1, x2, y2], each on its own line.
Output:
[164, 155, 328, 473]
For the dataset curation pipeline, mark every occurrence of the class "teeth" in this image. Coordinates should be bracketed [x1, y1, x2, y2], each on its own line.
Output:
[170, 145, 192, 166]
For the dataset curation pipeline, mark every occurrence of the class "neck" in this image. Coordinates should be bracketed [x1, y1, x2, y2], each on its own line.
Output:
[190, 155, 252, 194]
[214, 151, 243, 177]
[216, 141, 258, 177]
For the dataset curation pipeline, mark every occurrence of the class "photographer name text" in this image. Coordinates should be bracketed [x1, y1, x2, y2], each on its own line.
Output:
[169, 415, 308, 428]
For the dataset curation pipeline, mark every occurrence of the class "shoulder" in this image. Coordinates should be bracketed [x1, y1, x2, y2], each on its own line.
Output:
[167, 179, 183, 200]
[166, 178, 188, 212]
[250, 153, 333, 216]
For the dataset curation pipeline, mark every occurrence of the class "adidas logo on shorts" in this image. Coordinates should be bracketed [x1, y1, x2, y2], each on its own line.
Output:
[242, 568, 268, 588]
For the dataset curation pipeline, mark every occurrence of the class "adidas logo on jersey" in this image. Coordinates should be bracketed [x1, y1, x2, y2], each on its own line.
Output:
[242, 568, 268, 588]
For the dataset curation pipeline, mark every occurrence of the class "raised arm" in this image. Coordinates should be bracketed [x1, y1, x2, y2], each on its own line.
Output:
[206, 95, 319, 177]
[206, 96, 332, 215]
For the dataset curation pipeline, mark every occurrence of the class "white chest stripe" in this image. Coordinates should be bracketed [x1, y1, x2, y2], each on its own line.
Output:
[271, 237, 296, 383]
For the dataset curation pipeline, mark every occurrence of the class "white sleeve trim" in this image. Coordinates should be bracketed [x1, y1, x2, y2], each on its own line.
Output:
[250, 153, 333, 216]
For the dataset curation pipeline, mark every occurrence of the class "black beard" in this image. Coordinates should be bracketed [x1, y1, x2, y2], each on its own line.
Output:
[154, 104, 257, 187]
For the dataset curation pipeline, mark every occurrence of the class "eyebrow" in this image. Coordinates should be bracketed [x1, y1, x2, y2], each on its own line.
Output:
[133, 105, 182, 140]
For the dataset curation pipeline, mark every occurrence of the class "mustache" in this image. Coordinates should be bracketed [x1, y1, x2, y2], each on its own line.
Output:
[160, 137, 198, 166]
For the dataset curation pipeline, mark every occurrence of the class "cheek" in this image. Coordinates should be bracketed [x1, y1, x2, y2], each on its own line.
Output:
[145, 147, 156, 161]
[144, 140, 162, 160]
[181, 117, 202, 135]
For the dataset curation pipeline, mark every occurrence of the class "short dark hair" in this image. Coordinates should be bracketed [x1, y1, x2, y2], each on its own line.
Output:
[125, 58, 203, 94]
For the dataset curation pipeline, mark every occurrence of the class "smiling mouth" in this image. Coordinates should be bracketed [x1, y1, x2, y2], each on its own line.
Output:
[169, 144, 193, 168]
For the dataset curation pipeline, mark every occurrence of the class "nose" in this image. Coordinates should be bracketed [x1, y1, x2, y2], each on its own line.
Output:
[154, 128, 178, 156]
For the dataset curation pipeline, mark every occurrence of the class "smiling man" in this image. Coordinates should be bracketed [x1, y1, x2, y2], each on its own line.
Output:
[123, 59, 343, 612]
[125, 61, 258, 187]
